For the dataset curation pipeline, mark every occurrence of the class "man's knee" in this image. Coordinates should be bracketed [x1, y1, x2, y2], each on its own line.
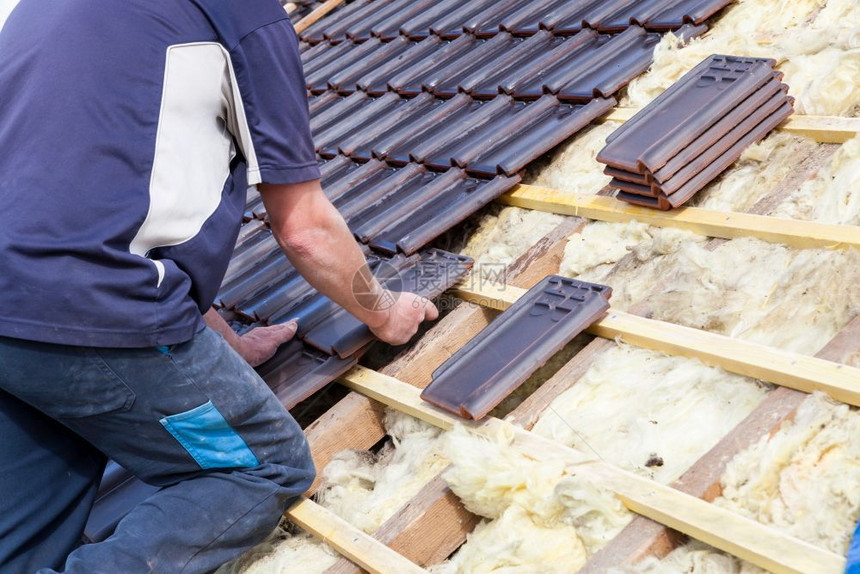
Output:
[257, 412, 315, 495]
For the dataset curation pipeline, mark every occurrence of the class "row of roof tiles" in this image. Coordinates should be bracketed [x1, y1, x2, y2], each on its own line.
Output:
[300, 0, 730, 43]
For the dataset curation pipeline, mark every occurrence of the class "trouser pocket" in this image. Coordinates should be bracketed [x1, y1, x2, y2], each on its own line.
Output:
[0, 344, 135, 419]
[160, 400, 260, 470]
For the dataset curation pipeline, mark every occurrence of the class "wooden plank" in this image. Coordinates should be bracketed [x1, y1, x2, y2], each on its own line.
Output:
[602, 108, 860, 144]
[498, 184, 860, 251]
[286, 497, 428, 574]
[293, 0, 344, 34]
[582, 314, 860, 570]
[338, 366, 845, 574]
[589, 310, 860, 408]
[451, 283, 860, 408]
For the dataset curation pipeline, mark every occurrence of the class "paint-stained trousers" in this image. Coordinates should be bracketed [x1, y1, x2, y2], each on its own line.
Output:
[0, 327, 315, 573]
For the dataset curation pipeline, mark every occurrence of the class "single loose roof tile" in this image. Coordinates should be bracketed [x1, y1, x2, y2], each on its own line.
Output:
[421, 276, 612, 420]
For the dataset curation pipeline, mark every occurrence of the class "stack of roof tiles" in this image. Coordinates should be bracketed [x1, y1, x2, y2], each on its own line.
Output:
[597, 54, 794, 209]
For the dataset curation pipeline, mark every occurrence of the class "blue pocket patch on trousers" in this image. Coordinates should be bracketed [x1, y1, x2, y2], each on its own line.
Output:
[160, 401, 259, 470]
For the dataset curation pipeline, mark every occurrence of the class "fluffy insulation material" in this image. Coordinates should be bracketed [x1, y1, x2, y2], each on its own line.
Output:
[563, 225, 860, 355]
[460, 206, 564, 268]
[216, 530, 338, 574]
[635, 393, 860, 571]
[316, 410, 449, 533]
[773, 134, 860, 224]
[623, 0, 860, 116]
[523, 122, 621, 195]
[690, 133, 820, 213]
[435, 423, 629, 571]
[531, 343, 771, 484]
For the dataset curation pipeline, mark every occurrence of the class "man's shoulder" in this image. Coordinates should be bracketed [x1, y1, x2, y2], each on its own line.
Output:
[188, 0, 290, 49]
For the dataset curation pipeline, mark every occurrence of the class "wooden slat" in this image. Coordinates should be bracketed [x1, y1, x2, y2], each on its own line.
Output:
[589, 310, 860, 408]
[451, 282, 860, 408]
[286, 497, 428, 574]
[581, 313, 860, 570]
[293, 0, 344, 34]
[602, 108, 860, 144]
[339, 366, 845, 574]
[499, 184, 860, 251]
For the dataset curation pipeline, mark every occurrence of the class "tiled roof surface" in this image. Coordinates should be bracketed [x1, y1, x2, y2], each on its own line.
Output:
[299, 0, 730, 42]
[86, 0, 734, 541]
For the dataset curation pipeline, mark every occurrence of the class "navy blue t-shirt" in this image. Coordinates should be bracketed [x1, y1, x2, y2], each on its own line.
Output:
[0, 0, 319, 347]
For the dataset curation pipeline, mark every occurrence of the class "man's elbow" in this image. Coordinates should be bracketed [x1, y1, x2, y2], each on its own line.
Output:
[276, 224, 341, 263]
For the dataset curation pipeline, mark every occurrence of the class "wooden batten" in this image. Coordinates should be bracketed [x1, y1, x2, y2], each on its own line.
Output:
[499, 185, 860, 252]
[293, 0, 345, 34]
[451, 282, 860, 408]
[286, 497, 428, 574]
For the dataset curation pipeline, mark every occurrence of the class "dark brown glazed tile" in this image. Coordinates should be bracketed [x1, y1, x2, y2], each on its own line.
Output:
[338, 93, 439, 161]
[257, 339, 358, 409]
[646, 0, 733, 31]
[370, 0, 439, 41]
[387, 34, 480, 96]
[302, 249, 473, 358]
[656, 82, 789, 194]
[348, 168, 470, 242]
[555, 26, 662, 101]
[421, 275, 612, 420]
[327, 36, 414, 94]
[356, 35, 442, 96]
[398, 0, 466, 40]
[369, 174, 521, 255]
[464, 96, 617, 177]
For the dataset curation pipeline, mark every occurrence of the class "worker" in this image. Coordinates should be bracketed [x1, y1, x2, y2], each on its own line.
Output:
[0, 1, 438, 572]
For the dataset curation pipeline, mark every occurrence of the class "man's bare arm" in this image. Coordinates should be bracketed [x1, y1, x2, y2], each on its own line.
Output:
[259, 179, 437, 345]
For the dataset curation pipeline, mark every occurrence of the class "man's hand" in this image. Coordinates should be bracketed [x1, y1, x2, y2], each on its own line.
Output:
[203, 308, 297, 367]
[369, 292, 439, 346]
[237, 321, 298, 367]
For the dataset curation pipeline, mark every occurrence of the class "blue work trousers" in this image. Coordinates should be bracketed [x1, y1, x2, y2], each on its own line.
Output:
[0, 327, 314, 573]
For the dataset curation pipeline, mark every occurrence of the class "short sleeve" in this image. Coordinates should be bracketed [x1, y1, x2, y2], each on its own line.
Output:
[226, 19, 320, 186]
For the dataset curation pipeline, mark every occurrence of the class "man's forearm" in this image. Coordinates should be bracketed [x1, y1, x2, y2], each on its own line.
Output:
[259, 180, 388, 329]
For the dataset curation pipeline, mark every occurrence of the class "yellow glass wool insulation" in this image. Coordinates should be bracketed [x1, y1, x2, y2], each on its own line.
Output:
[460, 206, 564, 268]
[315, 410, 449, 534]
[437, 424, 629, 563]
[429, 505, 588, 574]
[690, 133, 820, 213]
[215, 530, 338, 574]
[623, 0, 860, 117]
[531, 344, 771, 484]
[634, 393, 860, 571]
[773, 134, 860, 224]
[563, 225, 860, 355]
